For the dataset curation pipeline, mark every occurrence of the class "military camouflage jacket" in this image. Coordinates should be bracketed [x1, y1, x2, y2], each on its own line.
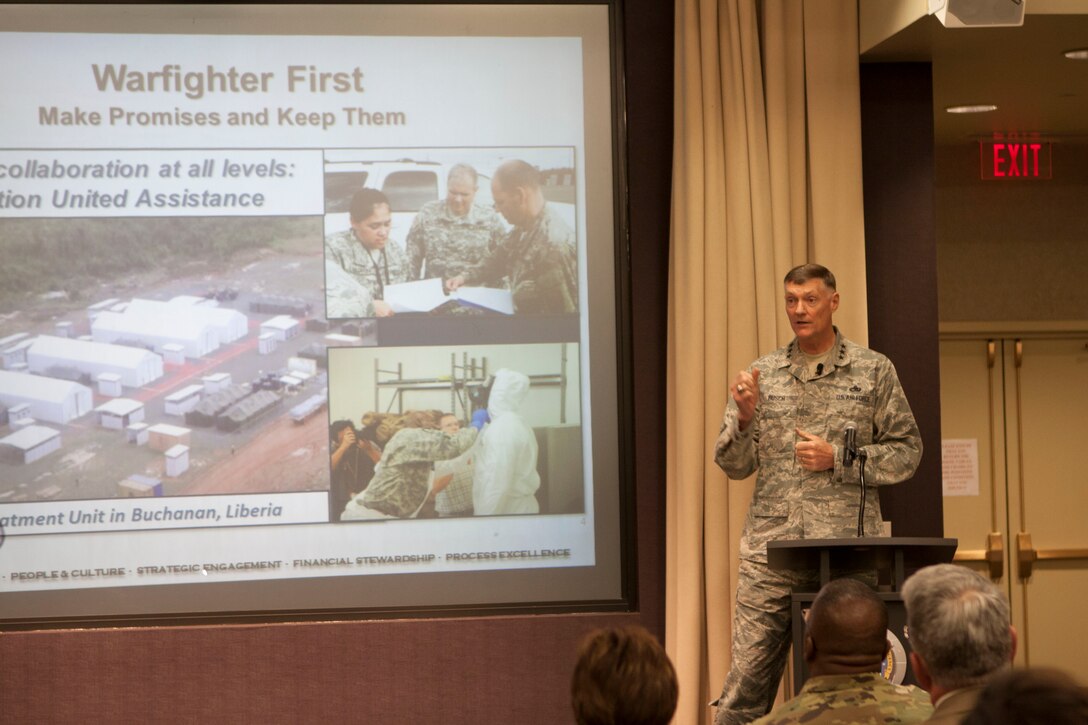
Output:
[749, 673, 933, 725]
[715, 330, 922, 563]
[361, 426, 478, 518]
[465, 203, 578, 314]
[434, 453, 475, 516]
[324, 229, 409, 313]
[404, 199, 506, 281]
[324, 258, 374, 319]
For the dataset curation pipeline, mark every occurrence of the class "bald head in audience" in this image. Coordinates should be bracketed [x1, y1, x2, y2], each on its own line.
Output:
[805, 577, 889, 676]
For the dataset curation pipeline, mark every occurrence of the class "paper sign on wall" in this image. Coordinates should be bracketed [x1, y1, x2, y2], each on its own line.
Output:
[942, 439, 980, 497]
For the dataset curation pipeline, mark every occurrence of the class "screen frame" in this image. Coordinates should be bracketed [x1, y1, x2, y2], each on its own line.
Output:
[0, 1, 637, 630]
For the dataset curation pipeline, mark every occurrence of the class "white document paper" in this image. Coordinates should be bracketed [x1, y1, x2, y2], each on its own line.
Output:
[454, 286, 515, 315]
[383, 277, 448, 313]
[373, 278, 514, 315]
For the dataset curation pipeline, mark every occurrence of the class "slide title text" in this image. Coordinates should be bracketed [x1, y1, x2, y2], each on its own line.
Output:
[92, 64, 366, 99]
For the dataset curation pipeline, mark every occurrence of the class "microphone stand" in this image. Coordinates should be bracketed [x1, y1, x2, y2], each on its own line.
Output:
[856, 451, 869, 537]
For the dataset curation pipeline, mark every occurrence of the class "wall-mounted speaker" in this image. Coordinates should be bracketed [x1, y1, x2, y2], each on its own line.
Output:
[929, 0, 1026, 28]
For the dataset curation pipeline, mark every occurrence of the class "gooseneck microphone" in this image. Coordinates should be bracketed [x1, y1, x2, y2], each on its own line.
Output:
[842, 422, 858, 468]
[841, 422, 869, 537]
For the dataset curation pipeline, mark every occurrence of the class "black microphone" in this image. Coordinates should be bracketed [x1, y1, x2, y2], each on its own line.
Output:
[815, 363, 824, 376]
[843, 422, 858, 467]
[844, 422, 869, 537]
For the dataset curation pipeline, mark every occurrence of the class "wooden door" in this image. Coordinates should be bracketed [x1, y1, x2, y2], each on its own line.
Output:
[939, 330, 1088, 670]
[1006, 336, 1088, 670]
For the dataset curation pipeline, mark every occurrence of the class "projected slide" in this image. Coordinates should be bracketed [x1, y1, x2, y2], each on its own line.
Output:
[0, 4, 622, 624]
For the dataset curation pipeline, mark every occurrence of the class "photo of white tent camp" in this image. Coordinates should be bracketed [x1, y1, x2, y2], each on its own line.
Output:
[94, 398, 146, 430]
[0, 424, 62, 464]
[0, 369, 92, 424]
[132, 297, 249, 343]
[91, 309, 220, 359]
[26, 335, 164, 388]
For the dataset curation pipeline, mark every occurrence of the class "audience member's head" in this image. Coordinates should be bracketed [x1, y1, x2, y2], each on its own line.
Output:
[902, 564, 1015, 698]
[961, 667, 1088, 725]
[804, 577, 888, 677]
[571, 625, 678, 725]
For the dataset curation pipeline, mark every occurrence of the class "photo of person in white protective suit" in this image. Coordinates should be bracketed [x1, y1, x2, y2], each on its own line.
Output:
[473, 368, 541, 515]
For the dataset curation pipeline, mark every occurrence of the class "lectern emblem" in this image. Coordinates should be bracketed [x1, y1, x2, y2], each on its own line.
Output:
[881, 628, 909, 684]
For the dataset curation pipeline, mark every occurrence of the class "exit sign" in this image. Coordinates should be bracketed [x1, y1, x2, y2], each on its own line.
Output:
[980, 140, 1052, 179]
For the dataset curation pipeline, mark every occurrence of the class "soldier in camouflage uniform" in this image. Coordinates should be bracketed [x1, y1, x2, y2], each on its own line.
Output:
[446, 159, 578, 315]
[433, 413, 477, 517]
[749, 578, 932, 725]
[340, 411, 479, 519]
[404, 164, 506, 281]
[712, 264, 922, 725]
[324, 258, 373, 318]
[324, 188, 409, 318]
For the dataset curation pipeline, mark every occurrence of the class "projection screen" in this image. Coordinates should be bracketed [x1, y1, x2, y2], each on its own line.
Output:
[0, 3, 630, 626]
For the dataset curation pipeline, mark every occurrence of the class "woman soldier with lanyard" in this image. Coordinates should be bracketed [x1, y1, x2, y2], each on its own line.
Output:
[324, 187, 409, 317]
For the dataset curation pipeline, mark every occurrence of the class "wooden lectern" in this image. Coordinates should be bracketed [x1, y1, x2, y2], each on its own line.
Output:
[766, 537, 958, 694]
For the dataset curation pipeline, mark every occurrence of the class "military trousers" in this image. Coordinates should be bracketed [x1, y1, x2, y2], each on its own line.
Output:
[713, 558, 876, 725]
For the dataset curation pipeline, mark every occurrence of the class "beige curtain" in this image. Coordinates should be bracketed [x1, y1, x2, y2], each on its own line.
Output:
[665, 1, 868, 723]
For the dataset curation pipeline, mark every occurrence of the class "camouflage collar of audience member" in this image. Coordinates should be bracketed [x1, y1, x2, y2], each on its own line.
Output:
[800, 672, 895, 692]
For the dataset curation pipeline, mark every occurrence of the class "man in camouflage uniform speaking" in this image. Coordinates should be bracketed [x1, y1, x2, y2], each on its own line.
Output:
[712, 263, 922, 725]
[404, 163, 506, 282]
[749, 578, 932, 725]
[446, 159, 578, 315]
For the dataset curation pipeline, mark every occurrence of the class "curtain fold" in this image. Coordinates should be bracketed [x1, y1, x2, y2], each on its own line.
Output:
[666, 1, 867, 722]
[802, 0, 868, 343]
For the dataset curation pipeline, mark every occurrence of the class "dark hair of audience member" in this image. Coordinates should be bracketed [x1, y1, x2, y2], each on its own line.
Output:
[805, 577, 888, 675]
[961, 666, 1088, 725]
[571, 625, 678, 725]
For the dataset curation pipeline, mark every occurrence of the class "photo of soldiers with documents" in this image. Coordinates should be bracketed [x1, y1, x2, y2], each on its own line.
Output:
[322, 147, 579, 319]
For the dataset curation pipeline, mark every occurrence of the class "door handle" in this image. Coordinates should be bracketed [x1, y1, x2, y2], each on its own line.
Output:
[1035, 549, 1088, 560]
[1017, 531, 1036, 579]
[1017, 531, 1088, 580]
[953, 532, 1004, 579]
